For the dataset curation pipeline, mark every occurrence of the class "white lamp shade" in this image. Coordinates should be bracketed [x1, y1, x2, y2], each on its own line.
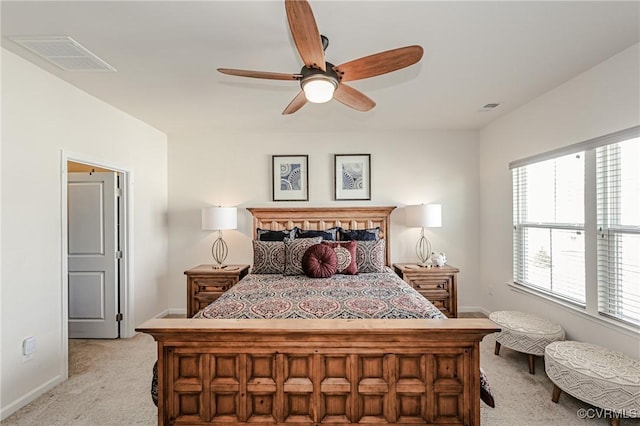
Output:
[405, 204, 442, 228]
[201, 207, 237, 231]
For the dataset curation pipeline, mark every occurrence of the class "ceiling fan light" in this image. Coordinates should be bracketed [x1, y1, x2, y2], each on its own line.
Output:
[302, 77, 337, 103]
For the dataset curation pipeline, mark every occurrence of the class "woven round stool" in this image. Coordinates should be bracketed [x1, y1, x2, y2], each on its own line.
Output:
[489, 310, 565, 374]
[545, 341, 640, 426]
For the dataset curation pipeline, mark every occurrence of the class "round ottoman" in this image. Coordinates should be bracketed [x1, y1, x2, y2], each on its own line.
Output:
[489, 310, 565, 374]
[545, 341, 640, 426]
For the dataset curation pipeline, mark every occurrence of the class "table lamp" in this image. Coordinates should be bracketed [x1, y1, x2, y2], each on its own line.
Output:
[405, 204, 442, 267]
[201, 206, 237, 268]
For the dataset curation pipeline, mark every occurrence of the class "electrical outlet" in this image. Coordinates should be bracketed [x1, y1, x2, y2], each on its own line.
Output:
[22, 337, 36, 363]
[488, 286, 494, 296]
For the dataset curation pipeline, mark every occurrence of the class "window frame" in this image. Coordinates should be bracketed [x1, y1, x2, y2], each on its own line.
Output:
[512, 153, 586, 305]
[509, 126, 640, 332]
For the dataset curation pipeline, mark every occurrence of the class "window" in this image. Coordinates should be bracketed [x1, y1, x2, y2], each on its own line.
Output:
[597, 138, 640, 325]
[512, 153, 586, 304]
[511, 127, 640, 329]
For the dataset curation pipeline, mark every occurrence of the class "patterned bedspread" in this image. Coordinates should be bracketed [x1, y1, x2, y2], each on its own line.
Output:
[151, 269, 497, 408]
[194, 267, 446, 320]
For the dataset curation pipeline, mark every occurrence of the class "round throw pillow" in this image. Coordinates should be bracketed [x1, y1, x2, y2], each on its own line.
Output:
[322, 240, 358, 274]
[302, 244, 338, 278]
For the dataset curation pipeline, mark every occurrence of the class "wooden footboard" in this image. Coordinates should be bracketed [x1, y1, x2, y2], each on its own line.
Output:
[137, 318, 499, 426]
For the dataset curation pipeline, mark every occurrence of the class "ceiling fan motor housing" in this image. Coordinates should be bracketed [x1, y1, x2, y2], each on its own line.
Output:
[300, 62, 339, 86]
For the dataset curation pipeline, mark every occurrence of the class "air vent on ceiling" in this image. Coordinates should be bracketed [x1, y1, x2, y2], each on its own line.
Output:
[9, 36, 116, 72]
[479, 103, 500, 112]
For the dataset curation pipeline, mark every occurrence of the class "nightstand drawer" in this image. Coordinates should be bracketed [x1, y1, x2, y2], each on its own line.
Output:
[420, 290, 451, 315]
[193, 293, 222, 312]
[194, 291, 224, 302]
[430, 301, 452, 317]
[192, 277, 236, 292]
[411, 280, 450, 292]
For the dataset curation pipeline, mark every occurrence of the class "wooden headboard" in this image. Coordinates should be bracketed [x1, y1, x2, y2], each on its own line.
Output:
[247, 206, 396, 266]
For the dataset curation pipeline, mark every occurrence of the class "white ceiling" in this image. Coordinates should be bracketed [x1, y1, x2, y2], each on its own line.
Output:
[2, 1, 639, 137]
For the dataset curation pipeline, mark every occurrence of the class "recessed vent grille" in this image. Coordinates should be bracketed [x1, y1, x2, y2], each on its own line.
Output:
[9, 36, 116, 72]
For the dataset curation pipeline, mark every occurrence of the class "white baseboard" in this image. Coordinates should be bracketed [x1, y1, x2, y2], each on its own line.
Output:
[0, 374, 64, 421]
[458, 306, 491, 316]
[154, 308, 170, 318]
[154, 308, 187, 318]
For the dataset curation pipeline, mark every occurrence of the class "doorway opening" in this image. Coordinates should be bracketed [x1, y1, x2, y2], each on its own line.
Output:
[61, 153, 132, 379]
[67, 161, 125, 338]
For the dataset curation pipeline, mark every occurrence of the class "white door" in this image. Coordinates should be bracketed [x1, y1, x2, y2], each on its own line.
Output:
[68, 172, 120, 338]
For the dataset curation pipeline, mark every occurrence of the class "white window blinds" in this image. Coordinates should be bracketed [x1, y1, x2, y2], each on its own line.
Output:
[512, 153, 586, 304]
[511, 126, 639, 330]
[596, 137, 640, 326]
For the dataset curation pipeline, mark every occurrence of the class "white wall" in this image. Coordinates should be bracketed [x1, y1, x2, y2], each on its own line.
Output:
[167, 130, 482, 313]
[478, 44, 640, 357]
[0, 49, 169, 418]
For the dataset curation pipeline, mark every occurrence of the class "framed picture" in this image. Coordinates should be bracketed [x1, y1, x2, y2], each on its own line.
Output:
[334, 154, 371, 200]
[272, 155, 309, 201]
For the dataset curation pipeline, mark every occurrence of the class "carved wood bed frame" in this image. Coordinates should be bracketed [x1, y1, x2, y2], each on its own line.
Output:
[137, 207, 499, 426]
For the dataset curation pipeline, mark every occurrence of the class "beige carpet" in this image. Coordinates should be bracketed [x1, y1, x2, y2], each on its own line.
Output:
[2, 332, 638, 426]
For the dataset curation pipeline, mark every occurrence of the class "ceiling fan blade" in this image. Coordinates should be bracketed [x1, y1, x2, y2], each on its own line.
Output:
[285, 0, 326, 72]
[282, 91, 308, 115]
[333, 45, 423, 82]
[218, 68, 302, 81]
[333, 84, 376, 112]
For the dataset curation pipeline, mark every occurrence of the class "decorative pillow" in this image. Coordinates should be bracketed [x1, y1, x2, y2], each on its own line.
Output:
[339, 227, 381, 241]
[296, 227, 339, 241]
[284, 237, 323, 275]
[322, 240, 358, 275]
[480, 367, 495, 408]
[252, 240, 285, 274]
[257, 227, 297, 241]
[356, 239, 386, 273]
[302, 244, 338, 278]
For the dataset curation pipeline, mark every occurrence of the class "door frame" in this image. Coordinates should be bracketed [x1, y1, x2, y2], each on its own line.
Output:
[60, 150, 134, 378]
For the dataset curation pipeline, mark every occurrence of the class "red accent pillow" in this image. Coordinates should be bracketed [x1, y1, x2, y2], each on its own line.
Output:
[302, 244, 338, 278]
[322, 241, 358, 275]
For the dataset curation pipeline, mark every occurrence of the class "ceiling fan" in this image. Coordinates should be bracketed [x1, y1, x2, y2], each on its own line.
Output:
[218, 0, 423, 115]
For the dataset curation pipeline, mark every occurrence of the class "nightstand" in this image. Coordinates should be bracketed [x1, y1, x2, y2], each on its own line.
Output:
[184, 264, 250, 317]
[393, 263, 459, 318]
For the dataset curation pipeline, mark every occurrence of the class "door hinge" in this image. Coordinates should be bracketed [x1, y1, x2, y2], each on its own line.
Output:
[116, 250, 123, 259]
[116, 313, 123, 322]
[115, 187, 122, 197]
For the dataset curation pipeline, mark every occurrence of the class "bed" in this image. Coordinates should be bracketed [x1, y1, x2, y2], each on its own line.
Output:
[137, 206, 499, 425]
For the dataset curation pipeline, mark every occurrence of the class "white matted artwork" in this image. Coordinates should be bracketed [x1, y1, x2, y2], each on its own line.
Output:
[334, 154, 371, 200]
[272, 155, 309, 201]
